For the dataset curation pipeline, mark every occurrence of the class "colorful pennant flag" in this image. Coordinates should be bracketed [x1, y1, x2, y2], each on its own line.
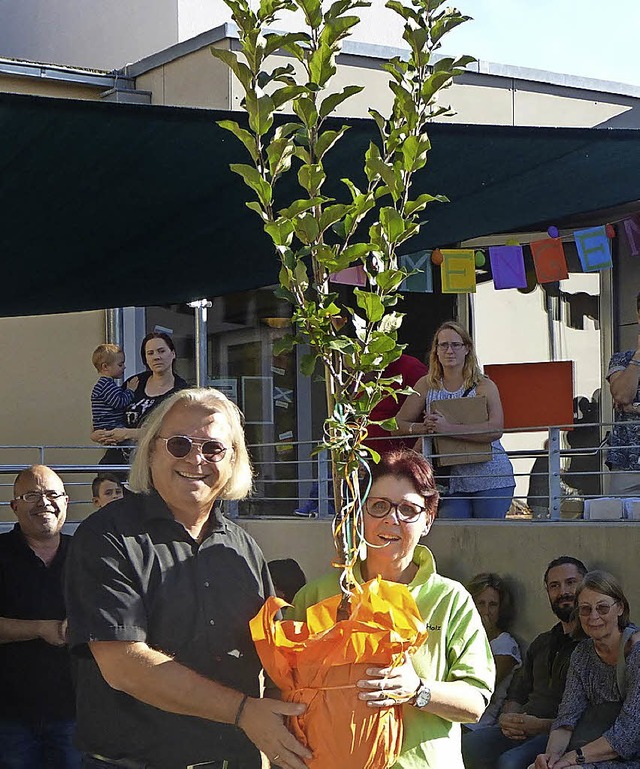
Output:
[489, 245, 527, 289]
[530, 238, 569, 283]
[330, 265, 366, 286]
[623, 214, 640, 257]
[574, 226, 612, 272]
[440, 249, 476, 293]
[400, 251, 433, 293]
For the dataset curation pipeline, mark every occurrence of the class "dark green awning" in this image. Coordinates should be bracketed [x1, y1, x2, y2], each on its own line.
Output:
[1, 90, 639, 316]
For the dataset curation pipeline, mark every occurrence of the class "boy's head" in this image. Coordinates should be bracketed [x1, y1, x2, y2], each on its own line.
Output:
[92, 473, 125, 508]
[92, 344, 126, 379]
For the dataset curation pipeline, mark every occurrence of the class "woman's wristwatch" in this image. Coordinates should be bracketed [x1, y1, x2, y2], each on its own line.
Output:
[575, 747, 586, 765]
[410, 679, 431, 708]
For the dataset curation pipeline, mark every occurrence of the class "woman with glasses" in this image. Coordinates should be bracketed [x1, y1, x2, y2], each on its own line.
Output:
[287, 449, 495, 769]
[66, 388, 311, 769]
[395, 321, 515, 519]
[532, 570, 640, 769]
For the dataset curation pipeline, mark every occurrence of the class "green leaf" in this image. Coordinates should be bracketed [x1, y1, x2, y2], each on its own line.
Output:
[320, 15, 360, 48]
[293, 213, 320, 244]
[273, 334, 297, 355]
[367, 332, 397, 353]
[300, 353, 318, 376]
[264, 218, 295, 246]
[375, 268, 404, 292]
[267, 137, 295, 177]
[293, 97, 319, 128]
[364, 142, 399, 198]
[294, 260, 310, 290]
[298, 0, 323, 28]
[354, 289, 385, 322]
[385, 0, 422, 25]
[378, 311, 404, 334]
[298, 163, 326, 195]
[271, 84, 307, 109]
[400, 134, 431, 172]
[318, 85, 363, 118]
[209, 47, 252, 92]
[263, 31, 310, 57]
[245, 201, 268, 220]
[319, 204, 350, 232]
[380, 207, 406, 242]
[278, 197, 325, 218]
[309, 42, 337, 88]
[405, 192, 448, 215]
[217, 120, 258, 162]
[315, 126, 349, 159]
[229, 163, 273, 206]
[244, 91, 275, 136]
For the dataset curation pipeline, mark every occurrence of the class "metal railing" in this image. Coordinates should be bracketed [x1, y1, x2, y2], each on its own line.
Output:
[0, 421, 636, 523]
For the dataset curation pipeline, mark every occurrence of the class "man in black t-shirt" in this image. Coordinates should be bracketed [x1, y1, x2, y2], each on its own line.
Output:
[0, 465, 80, 769]
[462, 556, 588, 769]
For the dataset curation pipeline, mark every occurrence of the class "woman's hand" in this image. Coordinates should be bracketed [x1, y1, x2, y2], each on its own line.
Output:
[531, 753, 574, 769]
[422, 413, 450, 435]
[357, 652, 420, 707]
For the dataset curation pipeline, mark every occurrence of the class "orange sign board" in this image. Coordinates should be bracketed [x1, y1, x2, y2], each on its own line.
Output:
[484, 361, 574, 430]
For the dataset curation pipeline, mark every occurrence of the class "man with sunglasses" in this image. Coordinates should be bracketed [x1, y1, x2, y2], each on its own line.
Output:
[66, 389, 311, 769]
[0, 465, 81, 768]
[463, 556, 588, 769]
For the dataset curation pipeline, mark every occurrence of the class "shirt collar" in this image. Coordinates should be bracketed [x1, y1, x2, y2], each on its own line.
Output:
[138, 489, 227, 533]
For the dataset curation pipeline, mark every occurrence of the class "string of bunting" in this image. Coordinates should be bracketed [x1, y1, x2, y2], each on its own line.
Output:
[329, 213, 640, 293]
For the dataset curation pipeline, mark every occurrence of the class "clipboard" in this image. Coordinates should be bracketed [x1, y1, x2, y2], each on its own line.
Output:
[430, 396, 493, 466]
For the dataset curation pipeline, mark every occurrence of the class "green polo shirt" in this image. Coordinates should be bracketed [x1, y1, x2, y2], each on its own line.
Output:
[287, 545, 494, 769]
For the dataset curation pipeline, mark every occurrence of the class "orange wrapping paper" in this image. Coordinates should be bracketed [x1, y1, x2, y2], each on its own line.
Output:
[250, 577, 428, 769]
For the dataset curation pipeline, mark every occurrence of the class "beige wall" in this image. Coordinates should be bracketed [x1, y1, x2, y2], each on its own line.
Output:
[0, 311, 105, 520]
[0, 76, 102, 100]
[136, 45, 232, 109]
[240, 518, 640, 647]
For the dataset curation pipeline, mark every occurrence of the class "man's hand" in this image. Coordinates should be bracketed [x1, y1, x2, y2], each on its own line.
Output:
[239, 697, 311, 769]
[500, 713, 547, 740]
[38, 619, 66, 646]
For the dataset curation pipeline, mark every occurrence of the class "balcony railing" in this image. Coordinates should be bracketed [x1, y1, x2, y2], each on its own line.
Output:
[0, 421, 635, 523]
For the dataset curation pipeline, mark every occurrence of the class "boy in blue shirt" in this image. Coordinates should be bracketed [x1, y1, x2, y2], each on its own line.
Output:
[90, 344, 137, 431]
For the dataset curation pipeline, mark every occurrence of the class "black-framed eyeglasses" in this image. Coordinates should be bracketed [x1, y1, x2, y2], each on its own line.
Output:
[157, 435, 230, 463]
[578, 600, 618, 618]
[365, 496, 430, 522]
[436, 341, 466, 351]
[14, 491, 67, 504]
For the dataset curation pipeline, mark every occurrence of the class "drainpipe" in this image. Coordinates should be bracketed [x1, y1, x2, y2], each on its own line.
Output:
[105, 308, 123, 347]
[188, 300, 212, 387]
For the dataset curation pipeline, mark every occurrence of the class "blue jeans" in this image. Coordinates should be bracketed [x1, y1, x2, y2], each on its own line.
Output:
[462, 724, 548, 769]
[438, 486, 515, 519]
[0, 719, 81, 769]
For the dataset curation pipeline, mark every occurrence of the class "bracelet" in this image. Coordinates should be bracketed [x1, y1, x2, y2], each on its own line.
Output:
[629, 359, 640, 367]
[234, 694, 249, 727]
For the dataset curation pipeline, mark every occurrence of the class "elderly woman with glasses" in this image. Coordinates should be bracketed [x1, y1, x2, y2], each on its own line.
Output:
[66, 388, 311, 769]
[532, 570, 640, 769]
[394, 321, 515, 519]
[287, 449, 495, 769]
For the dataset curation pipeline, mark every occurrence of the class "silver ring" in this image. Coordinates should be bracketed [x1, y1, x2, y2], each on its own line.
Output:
[273, 754, 280, 762]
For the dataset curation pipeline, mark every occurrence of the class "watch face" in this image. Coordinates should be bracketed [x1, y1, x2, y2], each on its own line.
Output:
[415, 684, 431, 708]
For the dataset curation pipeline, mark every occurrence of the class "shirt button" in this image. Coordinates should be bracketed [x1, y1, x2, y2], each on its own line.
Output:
[204, 581, 210, 587]
[209, 619, 215, 626]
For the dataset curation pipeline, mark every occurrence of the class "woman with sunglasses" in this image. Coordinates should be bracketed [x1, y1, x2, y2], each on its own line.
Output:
[395, 321, 515, 519]
[532, 571, 640, 769]
[66, 388, 311, 769]
[287, 449, 495, 769]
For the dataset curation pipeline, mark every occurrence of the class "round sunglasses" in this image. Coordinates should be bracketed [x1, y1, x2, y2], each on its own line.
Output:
[365, 497, 429, 522]
[157, 435, 229, 463]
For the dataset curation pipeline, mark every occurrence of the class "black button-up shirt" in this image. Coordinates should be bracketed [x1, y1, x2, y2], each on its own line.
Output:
[0, 525, 76, 721]
[66, 491, 273, 769]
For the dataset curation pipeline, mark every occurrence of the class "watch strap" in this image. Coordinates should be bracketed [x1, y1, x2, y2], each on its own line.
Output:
[575, 747, 586, 764]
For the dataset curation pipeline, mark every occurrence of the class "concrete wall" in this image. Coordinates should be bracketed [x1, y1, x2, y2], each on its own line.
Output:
[0, 76, 102, 100]
[0, 311, 105, 520]
[240, 518, 640, 647]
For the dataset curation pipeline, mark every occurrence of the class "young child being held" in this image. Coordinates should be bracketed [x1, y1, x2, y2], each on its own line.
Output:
[91, 344, 137, 431]
[92, 473, 125, 508]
